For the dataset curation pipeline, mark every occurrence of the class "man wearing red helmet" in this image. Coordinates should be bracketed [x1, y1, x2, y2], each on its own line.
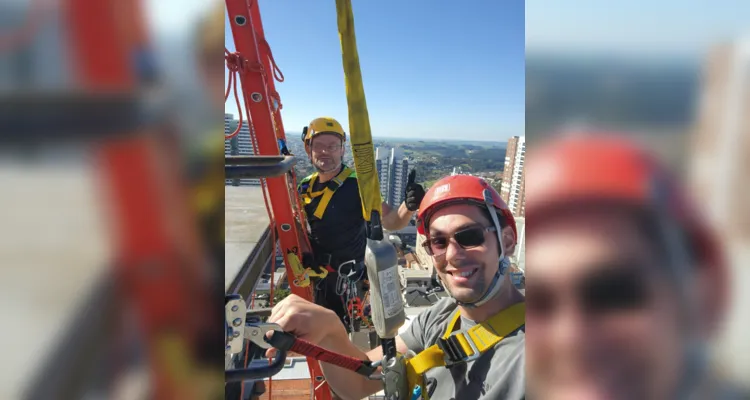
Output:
[524, 135, 744, 400]
[266, 174, 526, 400]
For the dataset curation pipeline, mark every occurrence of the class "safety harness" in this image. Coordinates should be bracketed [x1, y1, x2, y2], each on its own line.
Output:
[298, 165, 369, 331]
[405, 302, 526, 399]
[258, 302, 524, 399]
[298, 166, 356, 219]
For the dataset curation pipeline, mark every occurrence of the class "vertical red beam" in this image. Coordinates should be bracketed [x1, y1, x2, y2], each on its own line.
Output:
[66, 0, 132, 89]
[225, 1, 331, 398]
[65, 0, 208, 398]
[224, 0, 312, 300]
[248, 1, 312, 256]
[249, 4, 287, 142]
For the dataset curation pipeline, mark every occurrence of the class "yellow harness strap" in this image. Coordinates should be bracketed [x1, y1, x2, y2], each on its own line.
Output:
[404, 303, 526, 399]
[302, 167, 353, 219]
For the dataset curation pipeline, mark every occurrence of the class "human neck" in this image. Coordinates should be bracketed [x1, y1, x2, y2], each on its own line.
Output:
[458, 281, 524, 322]
[317, 164, 343, 183]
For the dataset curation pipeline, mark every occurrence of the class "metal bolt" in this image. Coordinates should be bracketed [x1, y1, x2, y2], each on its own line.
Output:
[231, 305, 239, 312]
[251, 92, 262, 102]
[233, 318, 242, 327]
[233, 331, 241, 338]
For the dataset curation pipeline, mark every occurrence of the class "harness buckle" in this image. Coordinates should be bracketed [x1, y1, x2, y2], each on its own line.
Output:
[309, 253, 336, 276]
[436, 331, 482, 367]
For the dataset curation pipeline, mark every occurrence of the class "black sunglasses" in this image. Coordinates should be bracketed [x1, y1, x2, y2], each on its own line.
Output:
[526, 265, 653, 317]
[422, 225, 496, 256]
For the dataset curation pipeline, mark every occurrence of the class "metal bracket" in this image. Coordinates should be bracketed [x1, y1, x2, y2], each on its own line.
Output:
[225, 295, 247, 355]
[380, 353, 409, 400]
[224, 155, 297, 178]
[225, 294, 289, 382]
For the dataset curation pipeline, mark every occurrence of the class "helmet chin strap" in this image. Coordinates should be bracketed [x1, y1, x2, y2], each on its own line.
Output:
[455, 189, 507, 308]
[456, 259, 506, 308]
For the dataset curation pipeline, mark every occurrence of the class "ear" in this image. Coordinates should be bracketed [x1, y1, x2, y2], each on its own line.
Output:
[501, 225, 516, 256]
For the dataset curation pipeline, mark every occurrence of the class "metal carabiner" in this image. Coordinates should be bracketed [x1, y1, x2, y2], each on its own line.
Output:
[244, 322, 282, 349]
[338, 259, 357, 276]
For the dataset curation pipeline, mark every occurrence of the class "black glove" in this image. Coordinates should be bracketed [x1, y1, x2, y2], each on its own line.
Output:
[404, 169, 425, 211]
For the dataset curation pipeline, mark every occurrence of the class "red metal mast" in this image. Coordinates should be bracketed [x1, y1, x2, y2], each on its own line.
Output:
[225, 0, 333, 398]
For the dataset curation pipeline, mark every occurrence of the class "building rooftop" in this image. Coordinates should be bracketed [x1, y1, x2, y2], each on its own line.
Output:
[254, 270, 287, 292]
[225, 185, 271, 290]
[0, 161, 111, 399]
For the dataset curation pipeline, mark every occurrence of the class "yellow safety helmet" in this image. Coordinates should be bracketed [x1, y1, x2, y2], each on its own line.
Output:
[197, 1, 224, 61]
[302, 117, 347, 145]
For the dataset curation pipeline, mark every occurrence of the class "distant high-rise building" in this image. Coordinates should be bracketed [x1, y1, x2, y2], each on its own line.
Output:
[690, 40, 750, 240]
[375, 150, 389, 201]
[0, 2, 68, 90]
[225, 113, 260, 186]
[224, 113, 234, 159]
[500, 136, 525, 217]
[688, 38, 750, 387]
[375, 147, 410, 206]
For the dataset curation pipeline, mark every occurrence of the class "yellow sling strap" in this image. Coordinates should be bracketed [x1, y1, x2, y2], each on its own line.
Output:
[302, 166, 353, 219]
[335, 0, 383, 234]
[404, 303, 526, 399]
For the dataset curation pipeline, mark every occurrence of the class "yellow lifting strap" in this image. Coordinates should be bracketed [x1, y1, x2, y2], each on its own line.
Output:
[334, 0, 383, 225]
[302, 166, 354, 219]
[404, 303, 526, 399]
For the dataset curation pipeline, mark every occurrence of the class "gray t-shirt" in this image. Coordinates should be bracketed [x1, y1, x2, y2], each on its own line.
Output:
[400, 297, 525, 400]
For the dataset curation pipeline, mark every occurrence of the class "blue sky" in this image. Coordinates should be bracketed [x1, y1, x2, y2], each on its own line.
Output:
[224, 0, 525, 141]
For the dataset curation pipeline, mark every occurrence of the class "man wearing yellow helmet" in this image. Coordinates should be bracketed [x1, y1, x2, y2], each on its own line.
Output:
[298, 116, 426, 330]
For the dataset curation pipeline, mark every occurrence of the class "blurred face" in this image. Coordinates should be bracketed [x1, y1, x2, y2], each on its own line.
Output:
[526, 211, 684, 400]
[427, 204, 503, 303]
[308, 134, 344, 173]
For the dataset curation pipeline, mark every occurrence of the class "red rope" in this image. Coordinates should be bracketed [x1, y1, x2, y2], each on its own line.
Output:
[224, 48, 246, 140]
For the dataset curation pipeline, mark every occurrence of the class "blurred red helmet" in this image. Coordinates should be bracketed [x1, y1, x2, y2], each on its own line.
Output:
[526, 134, 724, 274]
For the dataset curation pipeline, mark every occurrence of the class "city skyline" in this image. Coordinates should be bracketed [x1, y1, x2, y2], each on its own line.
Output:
[222, 113, 512, 146]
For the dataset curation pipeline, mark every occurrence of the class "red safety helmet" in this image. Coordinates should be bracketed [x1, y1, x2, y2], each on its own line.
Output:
[417, 174, 517, 243]
[526, 134, 727, 319]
